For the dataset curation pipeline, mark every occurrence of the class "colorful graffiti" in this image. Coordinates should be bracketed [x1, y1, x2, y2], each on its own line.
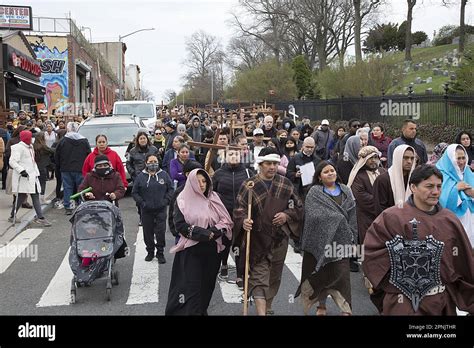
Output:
[29, 37, 68, 115]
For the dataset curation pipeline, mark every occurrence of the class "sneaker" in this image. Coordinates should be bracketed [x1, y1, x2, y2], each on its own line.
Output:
[54, 201, 64, 209]
[69, 200, 76, 210]
[236, 278, 244, 290]
[65, 209, 73, 216]
[21, 202, 33, 209]
[8, 216, 14, 223]
[40, 195, 52, 205]
[34, 218, 52, 227]
[220, 265, 229, 279]
[144, 253, 154, 262]
[156, 253, 166, 264]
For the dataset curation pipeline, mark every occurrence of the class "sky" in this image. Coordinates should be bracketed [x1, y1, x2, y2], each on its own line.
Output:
[2, 0, 472, 103]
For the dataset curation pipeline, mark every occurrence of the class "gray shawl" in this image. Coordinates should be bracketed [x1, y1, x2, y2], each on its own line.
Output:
[343, 135, 361, 165]
[301, 184, 358, 272]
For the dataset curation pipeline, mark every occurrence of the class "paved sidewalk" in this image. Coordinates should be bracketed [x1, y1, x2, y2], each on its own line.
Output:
[0, 181, 57, 245]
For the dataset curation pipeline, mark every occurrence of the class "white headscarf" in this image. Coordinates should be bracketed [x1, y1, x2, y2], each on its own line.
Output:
[388, 145, 416, 208]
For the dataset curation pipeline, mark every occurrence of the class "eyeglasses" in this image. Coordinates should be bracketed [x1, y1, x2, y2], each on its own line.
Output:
[155, 132, 162, 135]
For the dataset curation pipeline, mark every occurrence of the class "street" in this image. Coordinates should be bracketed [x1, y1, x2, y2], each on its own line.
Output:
[0, 195, 379, 316]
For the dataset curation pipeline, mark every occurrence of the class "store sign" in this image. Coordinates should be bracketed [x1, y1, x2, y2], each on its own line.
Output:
[0, 5, 32, 30]
[10, 51, 41, 77]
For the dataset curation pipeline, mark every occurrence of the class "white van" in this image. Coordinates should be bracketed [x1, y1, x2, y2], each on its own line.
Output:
[113, 101, 156, 131]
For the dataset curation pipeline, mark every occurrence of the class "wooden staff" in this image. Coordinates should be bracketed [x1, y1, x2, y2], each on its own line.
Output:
[243, 181, 255, 316]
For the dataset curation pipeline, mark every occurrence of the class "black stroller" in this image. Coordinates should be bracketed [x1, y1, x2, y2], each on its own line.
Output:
[69, 200, 124, 303]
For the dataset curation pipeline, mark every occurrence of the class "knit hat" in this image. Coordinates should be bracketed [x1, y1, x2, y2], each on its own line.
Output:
[94, 155, 110, 166]
[177, 124, 187, 132]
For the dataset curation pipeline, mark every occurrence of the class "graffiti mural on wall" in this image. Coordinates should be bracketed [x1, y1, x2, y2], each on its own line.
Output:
[28, 36, 69, 115]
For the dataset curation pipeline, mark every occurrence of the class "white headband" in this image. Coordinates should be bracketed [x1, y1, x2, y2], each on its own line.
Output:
[256, 154, 281, 164]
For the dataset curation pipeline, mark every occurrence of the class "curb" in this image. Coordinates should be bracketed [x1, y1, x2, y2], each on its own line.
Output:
[0, 191, 56, 245]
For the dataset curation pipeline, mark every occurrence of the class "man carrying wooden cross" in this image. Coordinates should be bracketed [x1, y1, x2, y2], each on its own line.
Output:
[233, 147, 303, 315]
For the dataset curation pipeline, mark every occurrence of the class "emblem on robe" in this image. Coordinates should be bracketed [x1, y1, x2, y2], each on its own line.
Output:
[385, 218, 444, 312]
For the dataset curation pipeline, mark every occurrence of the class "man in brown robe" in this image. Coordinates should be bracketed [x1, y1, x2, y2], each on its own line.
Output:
[348, 146, 387, 244]
[363, 165, 474, 315]
[233, 148, 303, 315]
[373, 145, 416, 216]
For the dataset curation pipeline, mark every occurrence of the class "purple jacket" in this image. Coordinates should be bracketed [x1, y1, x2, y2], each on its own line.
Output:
[170, 158, 187, 188]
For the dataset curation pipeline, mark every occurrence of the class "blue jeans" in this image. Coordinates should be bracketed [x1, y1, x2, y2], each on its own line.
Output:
[62, 171, 83, 209]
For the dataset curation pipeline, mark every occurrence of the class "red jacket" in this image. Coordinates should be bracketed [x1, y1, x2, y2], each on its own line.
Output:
[82, 147, 128, 188]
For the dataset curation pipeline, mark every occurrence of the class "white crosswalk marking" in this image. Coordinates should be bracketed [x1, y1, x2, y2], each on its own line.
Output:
[36, 247, 73, 307]
[126, 228, 160, 305]
[0, 229, 43, 274]
[285, 245, 303, 282]
[217, 254, 243, 303]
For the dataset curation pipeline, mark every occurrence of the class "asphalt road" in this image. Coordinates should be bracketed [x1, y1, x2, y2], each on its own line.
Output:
[0, 196, 379, 316]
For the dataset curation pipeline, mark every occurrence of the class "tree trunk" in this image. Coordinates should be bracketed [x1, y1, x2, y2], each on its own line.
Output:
[353, 0, 363, 63]
[316, 28, 327, 71]
[405, 0, 416, 61]
[459, 0, 467, 54]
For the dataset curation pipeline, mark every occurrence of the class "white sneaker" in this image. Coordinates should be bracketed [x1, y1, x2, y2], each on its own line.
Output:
[40, 195, 52, 205]
[54, 201, 64, 209]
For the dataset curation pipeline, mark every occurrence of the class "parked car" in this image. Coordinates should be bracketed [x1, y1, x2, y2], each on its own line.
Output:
[112, 101, 156, 132]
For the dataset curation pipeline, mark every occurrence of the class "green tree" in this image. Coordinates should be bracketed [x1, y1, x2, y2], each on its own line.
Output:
[451, 49, 474, 93]
[229, 59, 297, 102]
[318, 56, 403, 98]
[363, 23, 400, 53]
[292, 55, 312, 99]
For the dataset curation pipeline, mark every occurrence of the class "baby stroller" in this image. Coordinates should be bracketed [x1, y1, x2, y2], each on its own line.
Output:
[69, 199, 124, 303]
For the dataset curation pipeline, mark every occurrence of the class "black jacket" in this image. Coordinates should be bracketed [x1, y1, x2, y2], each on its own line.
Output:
[213, 164, 254, 215]
[286, 152, 322, 198]
[132, 169, 174, 211]
[54, 136, 91, 172]
[126, 145, 159, 179]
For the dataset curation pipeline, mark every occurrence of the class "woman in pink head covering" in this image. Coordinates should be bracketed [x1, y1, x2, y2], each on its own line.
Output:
[165, 169, 233, 315]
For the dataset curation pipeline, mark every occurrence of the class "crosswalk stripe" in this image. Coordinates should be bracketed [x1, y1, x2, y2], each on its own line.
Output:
[0, 229, 43, 274]
[126, 227, 159, 305]
[218, 253, 243, 303]
[36, 247, 72, 307]
[284, 245, 303, 283]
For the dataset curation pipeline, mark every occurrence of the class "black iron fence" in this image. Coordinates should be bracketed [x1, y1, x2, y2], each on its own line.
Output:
[274, 92, 473, 128]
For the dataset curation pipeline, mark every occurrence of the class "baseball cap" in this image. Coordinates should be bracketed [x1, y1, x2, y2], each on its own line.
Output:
[253, 128, 264, 136]
[321, 119, 329, 126]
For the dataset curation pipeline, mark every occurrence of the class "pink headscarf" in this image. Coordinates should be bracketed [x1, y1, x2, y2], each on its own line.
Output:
[170, 169, 233, 254]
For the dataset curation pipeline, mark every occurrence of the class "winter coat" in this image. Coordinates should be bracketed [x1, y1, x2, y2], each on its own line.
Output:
[371, 134, 392, 162]
[286, 152, 322, 198]
[213, 164, 254, 215]
[54, 135, 91, 172]
[9, 142, 41, 194]
[311, 129, 335, 160]
[0, 138, 4, 170]
[132, 169, 174, 211]
[126, 145, 158, 180]
[35, 145, 54, 171]
[78, 170, 125, 202]
[82, 147, 128, 188]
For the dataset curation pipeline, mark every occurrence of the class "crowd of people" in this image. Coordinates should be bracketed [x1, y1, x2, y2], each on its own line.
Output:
[0, 107, 473, 316]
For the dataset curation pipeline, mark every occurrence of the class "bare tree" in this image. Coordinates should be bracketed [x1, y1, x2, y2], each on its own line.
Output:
[327, 0, 356, 68]
[226, 35, 268, 70]
[163, 89, 177, 104]
[184, 30, 224, 80]
[353, 0, 382, 63]
[140, 88, 154, 102]
[442, 0, 469, 54]
[231, 0, 294, 64]
[405, 0, 417, 61]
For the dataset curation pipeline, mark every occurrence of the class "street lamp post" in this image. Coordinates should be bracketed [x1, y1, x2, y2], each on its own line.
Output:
[118, 27, 155, 101]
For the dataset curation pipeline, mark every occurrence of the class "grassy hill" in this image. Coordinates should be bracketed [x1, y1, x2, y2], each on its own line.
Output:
[385, 43, 474, 94]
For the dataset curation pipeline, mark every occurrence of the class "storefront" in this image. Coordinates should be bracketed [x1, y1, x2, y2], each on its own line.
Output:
[0, 32, 44, 116]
